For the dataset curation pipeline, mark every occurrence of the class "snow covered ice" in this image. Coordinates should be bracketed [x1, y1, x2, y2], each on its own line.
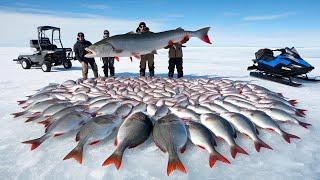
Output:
[0, 47, 319, 179]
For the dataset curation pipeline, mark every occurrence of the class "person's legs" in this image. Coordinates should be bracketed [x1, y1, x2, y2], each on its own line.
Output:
[148, 56, 155, 77]
[102, 58, 108, 77]
[140, 56, 147, 76]
[109, 58, 115, 77]
[88, 59, 99, 78]
[176, 58, 184, 78]
[81, 61, 89, 79]
[168, 58, 175, 78]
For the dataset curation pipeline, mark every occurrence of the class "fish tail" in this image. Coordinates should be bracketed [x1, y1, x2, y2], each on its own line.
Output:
[193, 27, 211, 44]
[209, 151, 230, 168]
[102, 148, 123, 169]
[297, 120, 311, 129]
[167, 153, 187, 176]
[63, 139, 85, 164]
[22, 134, 48, 151]
[288, 99, 298, 106]
[230, 144, 248, 159]
[254, 138, 273, 152]
[281, 130, 300, 143]
[25, 113, 41, 123]
[17, 100, 27, 105]
[38, 116, 52, 128]
[296, 109, 307, 116]
[11, 111, 26, 118]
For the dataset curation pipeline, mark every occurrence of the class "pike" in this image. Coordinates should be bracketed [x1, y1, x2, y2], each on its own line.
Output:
[85, 27, 211, 59]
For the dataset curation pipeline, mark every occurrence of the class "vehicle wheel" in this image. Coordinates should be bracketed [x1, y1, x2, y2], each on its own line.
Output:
[21, 58, 31, 69]
[63, 60, 72, 69]
[41, 61, 52, 72]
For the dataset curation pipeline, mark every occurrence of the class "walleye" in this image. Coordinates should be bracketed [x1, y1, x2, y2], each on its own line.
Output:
[85, 27, 211, 58]
[102, 112, 152, 169]
[153, 114, 188, 176]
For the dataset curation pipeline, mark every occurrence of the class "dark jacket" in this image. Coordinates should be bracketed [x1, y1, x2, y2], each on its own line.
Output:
[168, 43, 183, 58]
[73, 40, 94, 62]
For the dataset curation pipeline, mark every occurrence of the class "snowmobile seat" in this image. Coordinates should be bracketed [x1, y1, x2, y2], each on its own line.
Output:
[255, 48, 275, 61]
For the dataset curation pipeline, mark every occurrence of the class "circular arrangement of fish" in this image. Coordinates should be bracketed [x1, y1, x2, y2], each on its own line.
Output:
[12, 77, 311, 176]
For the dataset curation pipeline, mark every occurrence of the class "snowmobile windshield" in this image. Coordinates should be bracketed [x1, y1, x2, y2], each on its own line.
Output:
[284, 47, 301, 61]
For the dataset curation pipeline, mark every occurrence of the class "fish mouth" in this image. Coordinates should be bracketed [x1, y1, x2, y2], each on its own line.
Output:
[85, 48, 96, 58]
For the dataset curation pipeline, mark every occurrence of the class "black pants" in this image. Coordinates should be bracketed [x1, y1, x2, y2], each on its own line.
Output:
[168, 58, 183, 78]
[80, 58, 98, 79]
[140, 54, 154, 77]
[102, 58, 115, 77]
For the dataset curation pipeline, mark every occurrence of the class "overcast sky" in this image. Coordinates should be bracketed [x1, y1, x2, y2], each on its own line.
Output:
[0, 0, 320, 48]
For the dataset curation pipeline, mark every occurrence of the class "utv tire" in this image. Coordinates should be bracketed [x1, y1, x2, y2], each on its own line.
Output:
[21, 58, 31, 69]
[63, 60, 72, 69]
[41, 61, 52, 72]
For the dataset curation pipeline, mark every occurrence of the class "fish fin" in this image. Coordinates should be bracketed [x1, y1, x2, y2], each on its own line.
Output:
[22, 135, 48, 151]
[17, 100, 27, 105]
[288, 99, 298, 106]
[298, 120, 311, 129]
[102, 151, 122, 169]
[25, 114, 40, 123]
[197, 145, 205, 150]
[254, 138, 273, 152]
[194, 27, 212, 44]
[114, 138, 118, 146]
[256, 128, 260, 135]
[167, 156, 187, 176]
[282, 131, 300, 143]
[89, 140, 101, 146]
[11, 111, 26, 118]
[115, 56, 120, 62]
[26, 95, 32, 98]
[132, 52, 141, 59]
[54, 133, 64, 137]
[209, 152, 230, 168]
[75, 131, 80, 142]
[230, 145, 248, 159]
[63, 145, 84, 164]
[296, 109, 307, 115]
[154, 141, 166, 152]
[180, 143, 187, 153]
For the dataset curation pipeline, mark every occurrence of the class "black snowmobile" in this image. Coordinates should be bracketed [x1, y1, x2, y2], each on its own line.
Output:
[247, 47, 319, 87]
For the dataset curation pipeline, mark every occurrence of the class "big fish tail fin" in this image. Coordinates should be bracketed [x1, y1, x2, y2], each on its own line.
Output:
[297, 120, 311, 129]
[167, 151, 187, 176]
[254, 138, 273, 152]
[102, 148, 124, 169]
[193, 27, 212, 44]
[63, 138, 86, 164]
[281, 130, 300, 143]
[22, 134, 49, 151]
[230, 144, 248, 159]
[11, 111, 26, 118]
[209, 151, 230, 168]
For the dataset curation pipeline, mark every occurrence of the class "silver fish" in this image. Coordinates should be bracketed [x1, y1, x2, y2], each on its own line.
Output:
[153, 114, 188, 176]
[102, 112, 152, 169]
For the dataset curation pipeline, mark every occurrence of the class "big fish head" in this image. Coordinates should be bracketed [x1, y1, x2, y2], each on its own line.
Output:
[85, 40, 114, 58]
